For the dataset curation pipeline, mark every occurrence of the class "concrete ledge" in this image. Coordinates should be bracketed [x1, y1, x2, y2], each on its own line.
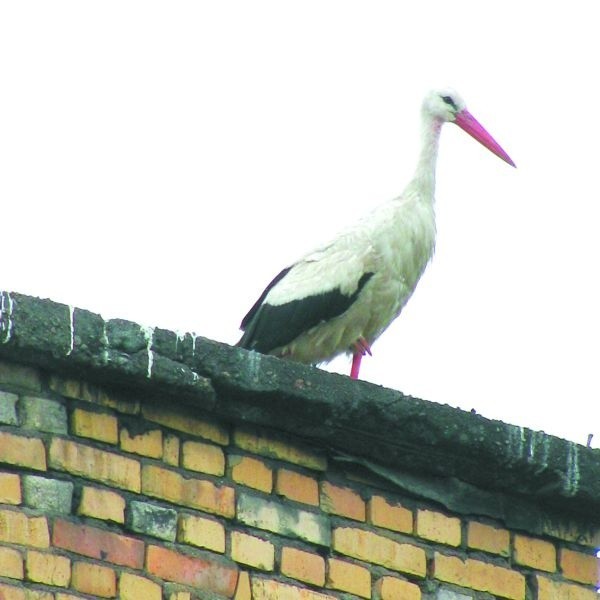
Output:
[1, 290, 599, 524]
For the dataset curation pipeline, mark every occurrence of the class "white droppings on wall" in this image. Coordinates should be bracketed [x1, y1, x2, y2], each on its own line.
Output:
[101, 321, 109, 364]
[142, 325, 155, 378]
[67, 305, 75, 355]
[564, 441, 580, 497]
[0, 292, 14, 344]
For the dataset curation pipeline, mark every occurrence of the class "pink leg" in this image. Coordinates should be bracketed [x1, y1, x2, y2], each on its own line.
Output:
[350, 337, 372, 379]
[350, 351, 362, 379]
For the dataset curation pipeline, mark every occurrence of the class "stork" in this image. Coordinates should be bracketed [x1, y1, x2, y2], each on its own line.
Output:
[237, 89, 515, 379]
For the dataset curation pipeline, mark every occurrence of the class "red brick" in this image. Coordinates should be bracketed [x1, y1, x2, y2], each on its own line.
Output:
[0, 546, 23, 579]
[71, 561, 116, 598]
[368, 496, 412, 534]
[327, 558, 371, 598]
[49, 438, 140, 492]
[119, 572, 162, 600]
[276, 469, 319, 506]
[416, 509, 461, 546]
[0, 432, 47, 471]
[321, 481, 365, 521]
[0, 508, 50, 548]
[281, 547, 325, 586]
[467, 521, 509, 556]
[182, 440, 225, 476]
[375, 576, 421, 600]
[146, 545, 238, 597]
[52, 519, 144, 569]
[230, 455, 273, 492]
[434, 552, 525, 600]
[26, 550, 70, 587]
[71, 408, 118, 444]
[514, 534, 556, 572]
[0, 472, 21, 504]
[560, 548, 599, 585]
[78, 486, 125, 523]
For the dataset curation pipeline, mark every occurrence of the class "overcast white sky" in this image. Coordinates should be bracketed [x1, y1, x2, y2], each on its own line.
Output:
[1, 2, 599, 447]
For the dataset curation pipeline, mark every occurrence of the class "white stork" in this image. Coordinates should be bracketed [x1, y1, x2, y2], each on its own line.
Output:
[237, 89, 515, 379]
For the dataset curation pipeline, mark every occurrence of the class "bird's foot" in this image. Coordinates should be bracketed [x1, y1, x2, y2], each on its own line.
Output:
[353, 336, 372, 356]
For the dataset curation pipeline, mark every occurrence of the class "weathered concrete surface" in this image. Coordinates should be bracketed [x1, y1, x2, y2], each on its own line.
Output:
[1, 291, 599, 526]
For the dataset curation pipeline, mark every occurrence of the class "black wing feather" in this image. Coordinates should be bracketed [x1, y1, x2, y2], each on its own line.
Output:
[238, 272, 373, 354]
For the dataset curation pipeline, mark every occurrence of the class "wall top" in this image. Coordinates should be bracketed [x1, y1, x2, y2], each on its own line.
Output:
[1, 290, 599, 525]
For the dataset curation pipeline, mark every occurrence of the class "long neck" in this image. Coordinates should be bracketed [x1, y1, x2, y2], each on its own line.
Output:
[410, 110, 444, 201]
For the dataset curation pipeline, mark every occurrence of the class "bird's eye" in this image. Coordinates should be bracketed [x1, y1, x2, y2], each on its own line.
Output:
[441, 95, 457, 109]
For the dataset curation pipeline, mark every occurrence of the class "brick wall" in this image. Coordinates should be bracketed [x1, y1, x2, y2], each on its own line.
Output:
[1, 358, 598, 600]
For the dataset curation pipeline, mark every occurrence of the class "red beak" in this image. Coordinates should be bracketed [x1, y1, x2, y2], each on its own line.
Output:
[454, 109, 516, 167]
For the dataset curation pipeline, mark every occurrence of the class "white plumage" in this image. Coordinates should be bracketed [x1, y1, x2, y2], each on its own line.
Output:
[238, 89, 515, 379]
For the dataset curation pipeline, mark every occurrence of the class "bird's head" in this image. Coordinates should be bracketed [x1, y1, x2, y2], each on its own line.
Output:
[423, 88, 515, 167]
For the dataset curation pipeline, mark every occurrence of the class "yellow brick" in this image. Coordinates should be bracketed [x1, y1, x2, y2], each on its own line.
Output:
[536, 574, 598, 600]
[142, 464, 235, 517]
[542, 521, 600, 548]
[231, 531, 274, 570]
[0, 546, 23, 579]
[178, 514, 225, 553]
[163, 434, 180, 466]
[142, 404, 228, 445]
[0, 582, 25, 600]
[333, 527, 425, 577]
[434, 552, 525, 600]
[368, 496, 413, 534]
[0, 508, 50, 548]
[375, 576, 421, 600]
[49, 377, 139, 414]
[281, 547, 325, 586]
[26, 550, 70, 587]
[321, 481, 365, 521]
[234, 427, 326, 470]
[0, 432, 47, 471]
[230, 455, 273, 492]
[182, 440, 225, 476]
[416, 509, 461, 547]
[49, 438, 141, 492]
[235, 571, 252, 600]
[276, 469, 319, 506]
[71, 561, 116, 598]
[467, 521, 509, 556]
[169, 593, 192, 600]
[560, 548, 599, 586]
[0, 472, 22, 504]
[514, 534, 556, 572]
[120, 572, 162, 600]
[327, 558, 371, 598]
[78, 486, 125, 523]
[120, 427, 163, 458]
[56, 594, 87, 600]
[71, 408, 118, 444]
[252, 578, 337, 600]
